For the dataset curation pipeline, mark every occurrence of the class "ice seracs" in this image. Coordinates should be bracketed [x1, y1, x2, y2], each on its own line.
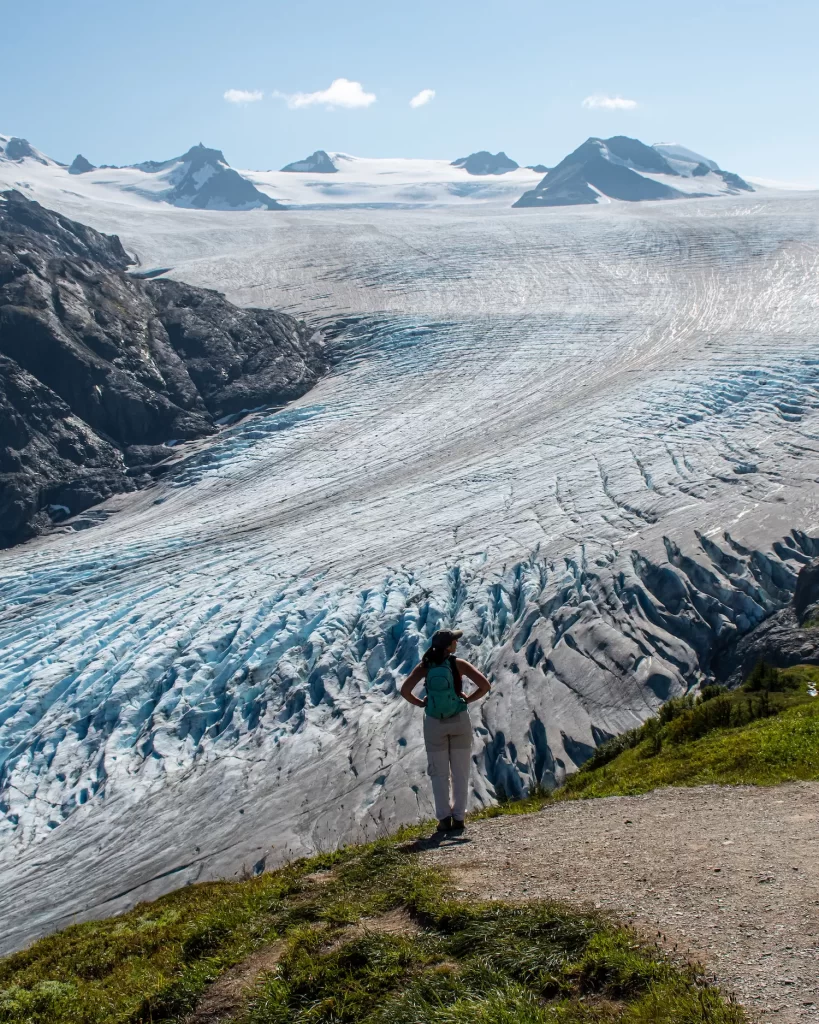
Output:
[514, 136, 754, 207]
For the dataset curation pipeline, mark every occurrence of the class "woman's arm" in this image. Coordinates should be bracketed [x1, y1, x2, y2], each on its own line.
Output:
[399, 664, 427, 707]
[456, 659, 491, 703]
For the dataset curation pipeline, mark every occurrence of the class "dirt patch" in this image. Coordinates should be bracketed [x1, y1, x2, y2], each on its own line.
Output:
[183, 940, 286, 1024]
[184, 908, 421, 1023]
[423, 783, 819, 1023]
[321, 907, 423, 955]
[348, 906, 423, 939]
[301, 869, 336, 886]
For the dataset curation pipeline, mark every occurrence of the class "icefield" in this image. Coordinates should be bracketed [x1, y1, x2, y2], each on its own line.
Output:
[1, 182, 819, 952]
[0, 140, 544, 212]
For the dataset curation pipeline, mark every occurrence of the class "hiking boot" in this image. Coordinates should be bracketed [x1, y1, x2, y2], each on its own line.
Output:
[436, 816, 452, 833]
[449, 818, 466, 832]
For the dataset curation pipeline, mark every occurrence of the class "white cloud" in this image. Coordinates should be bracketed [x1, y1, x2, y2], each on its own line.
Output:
[409, 88, 435, 109]
[582, 95, 638, 111]
[224, 89, 264, 104]
[274, 78, 376, 110]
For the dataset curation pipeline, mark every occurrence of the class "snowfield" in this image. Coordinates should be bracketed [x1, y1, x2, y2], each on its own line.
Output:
[1, 154, 819, 953]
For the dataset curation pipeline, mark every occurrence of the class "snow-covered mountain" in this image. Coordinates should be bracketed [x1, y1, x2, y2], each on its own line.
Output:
[0, 136, 282, 211]
[129, 144, 283, 210]
[0, 135, 62, 167]
[0, 131, 818, 953]
[451, 151, 520, 175]
[0, 135, 544, 211]
[281, 149, 338, 173]
[514, 136, 754, 207]
[0, 133, 765, 213]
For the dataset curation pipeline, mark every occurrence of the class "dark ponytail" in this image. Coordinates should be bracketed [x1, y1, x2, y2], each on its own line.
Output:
[421, 647, 463, 696]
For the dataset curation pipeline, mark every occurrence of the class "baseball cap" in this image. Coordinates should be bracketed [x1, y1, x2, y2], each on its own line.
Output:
[429, 628, 464, 651]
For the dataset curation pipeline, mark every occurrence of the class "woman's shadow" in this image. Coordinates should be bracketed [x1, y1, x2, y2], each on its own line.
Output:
[399, 831, 473, 853]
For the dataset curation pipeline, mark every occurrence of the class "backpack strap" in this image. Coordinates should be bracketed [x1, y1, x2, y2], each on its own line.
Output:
[448, 655, 463, 697]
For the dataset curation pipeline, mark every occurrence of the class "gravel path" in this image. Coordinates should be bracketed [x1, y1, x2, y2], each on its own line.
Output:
[424, 784, 819, 1022]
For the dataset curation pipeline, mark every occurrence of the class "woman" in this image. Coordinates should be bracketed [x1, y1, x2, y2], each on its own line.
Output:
[400, 628, 491, 833]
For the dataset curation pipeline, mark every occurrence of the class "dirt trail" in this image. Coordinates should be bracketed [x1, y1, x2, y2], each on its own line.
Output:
[423, 783, 819, 1022]
[184, 906, 420, 1024]
[184, 940, 287, 1024]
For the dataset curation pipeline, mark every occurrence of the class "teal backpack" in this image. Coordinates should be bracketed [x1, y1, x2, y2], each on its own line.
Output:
[425, 657, 468, 719]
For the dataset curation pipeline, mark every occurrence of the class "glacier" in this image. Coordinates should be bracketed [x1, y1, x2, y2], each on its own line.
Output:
[0, 170, 818, 953]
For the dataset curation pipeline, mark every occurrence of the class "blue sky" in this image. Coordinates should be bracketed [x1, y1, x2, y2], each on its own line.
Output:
[4, 0, 817, 180]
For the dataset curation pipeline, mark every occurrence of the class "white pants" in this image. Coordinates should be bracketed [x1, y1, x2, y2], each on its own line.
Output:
[423, 709, 472, 821]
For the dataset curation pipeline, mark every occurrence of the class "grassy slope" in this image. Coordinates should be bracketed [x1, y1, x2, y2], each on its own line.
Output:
[5, 665, 817, 1023]
[564, 665, 819, 799]
[0, 831, 744, 1024]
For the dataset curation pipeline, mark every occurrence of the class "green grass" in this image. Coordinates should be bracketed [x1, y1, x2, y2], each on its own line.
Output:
[233, 846, 742, 1024]
[564, 664, 819, 799]
[0, 831, 743, 1024]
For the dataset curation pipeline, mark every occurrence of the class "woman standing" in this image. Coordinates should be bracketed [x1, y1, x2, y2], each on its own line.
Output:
[399, 629, 491, 833]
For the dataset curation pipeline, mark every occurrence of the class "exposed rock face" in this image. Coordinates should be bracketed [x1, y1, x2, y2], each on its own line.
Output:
[716, 607, 819, 687]
[0, 355, 129, 547]
[452, 151, 519, 175]
[526, 164, 549, 173]
[144, 278, 329, 418]
[794, 559, 819, 625]
[0, 190, 328, 546]
[281, 150, 337, 173]
[716, 169, 754, 192]
[713, 557, 819, 685]
[2, 137, 47, 164]
[68, 154, 95, 175]
[514, 136, 754, 208]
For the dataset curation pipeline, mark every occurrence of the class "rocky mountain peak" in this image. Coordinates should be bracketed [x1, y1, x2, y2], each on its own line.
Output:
[281, 150, 338, 173]
[513, 135, 754, 208]
[68, 154, 96, 175]
[2, 137, 49, 165]
[451, 151, 519, 175]
[133, 143, 283, 210]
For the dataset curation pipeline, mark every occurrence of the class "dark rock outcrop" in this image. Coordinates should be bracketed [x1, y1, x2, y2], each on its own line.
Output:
[0, 355, 130, 547]
[794, 559, 819, 625]
[2, 138, 48, 165]
[717, 607, 819, 687]
[715, 558, 819, 685]
[69, 154, 96, 175]
[451, 151, 519, 175]
[0, 190, 328, 547]
[716, 169, 754, 192]
[281, 150, 337, 173]
[526, 164, 549, 173]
